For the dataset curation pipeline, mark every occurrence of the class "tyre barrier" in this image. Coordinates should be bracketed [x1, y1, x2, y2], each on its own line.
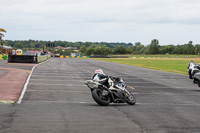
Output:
[59, 56, 90, 58]
[8, 55, 38, 63]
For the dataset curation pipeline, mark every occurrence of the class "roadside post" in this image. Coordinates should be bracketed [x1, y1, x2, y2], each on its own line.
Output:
[0, 54, 2, 60]
[3, 54, 7, 60]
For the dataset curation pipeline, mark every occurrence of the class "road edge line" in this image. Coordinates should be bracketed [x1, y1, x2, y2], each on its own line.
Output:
[16, 59, 49, 104]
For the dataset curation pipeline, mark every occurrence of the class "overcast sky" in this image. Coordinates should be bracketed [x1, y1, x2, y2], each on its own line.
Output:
[1, 0, 200, 45]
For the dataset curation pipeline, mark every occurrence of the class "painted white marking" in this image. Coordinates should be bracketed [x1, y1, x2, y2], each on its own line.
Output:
[78, 102, 88, 104]
[18, 101, 200, 106]
[30, 79, 84, 82]
[136, 103, 200, 106]
[26, 90, 89, 92]
[23, 101, 94, 104]
[28, 83, 87, 86]
[125, 82, 153, 83]
[33, 72, 87, 74]
[132, 93, 200, 96]
[128, 86, 171, 88]
[122, 77, 148, 79]
[17, 60, 48, 104]
[31, 75, 82, 78]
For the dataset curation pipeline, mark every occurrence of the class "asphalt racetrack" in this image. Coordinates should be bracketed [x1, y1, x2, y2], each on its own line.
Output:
[1, 58, 200, 133]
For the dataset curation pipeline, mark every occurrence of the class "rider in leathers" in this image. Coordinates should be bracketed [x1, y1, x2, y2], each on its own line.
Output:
[93, 69, 124, 101]
[92, 69, 121, 88]
[92, 69, 109, 88]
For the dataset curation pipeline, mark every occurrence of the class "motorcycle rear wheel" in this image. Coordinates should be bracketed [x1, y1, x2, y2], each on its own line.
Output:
[126, 94, 136, 105]
[92, 89, 110, 106]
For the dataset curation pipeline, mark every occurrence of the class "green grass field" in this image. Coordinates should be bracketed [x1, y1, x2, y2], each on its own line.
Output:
[38, 55, 51, 63]
[112, 54, 200, 58]
[90, 58, 199, 75]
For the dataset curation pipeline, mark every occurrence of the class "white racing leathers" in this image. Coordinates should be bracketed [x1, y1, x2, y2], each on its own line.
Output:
[92, 73, 109, 87]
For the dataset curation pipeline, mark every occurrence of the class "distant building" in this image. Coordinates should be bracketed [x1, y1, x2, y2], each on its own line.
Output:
[71, 53, 80, 56]
[66, 47, 77, 50]
[0, 45, 12, 54]
[54, 46, 66, 50]
[54, 46, 77, 50]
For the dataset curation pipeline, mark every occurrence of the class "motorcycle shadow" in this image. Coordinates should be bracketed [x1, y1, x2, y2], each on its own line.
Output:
[190, 90, 200, 92]
[89, 103, 137, 107]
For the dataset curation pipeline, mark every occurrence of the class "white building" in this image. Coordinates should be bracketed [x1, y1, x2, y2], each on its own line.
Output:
[71, 53, 80, 56]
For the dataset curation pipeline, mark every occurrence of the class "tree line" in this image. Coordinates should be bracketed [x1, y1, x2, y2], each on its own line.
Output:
[80, 40, 200, 55]
[3, 40, 132, 49]
[3, 39, 200, 55]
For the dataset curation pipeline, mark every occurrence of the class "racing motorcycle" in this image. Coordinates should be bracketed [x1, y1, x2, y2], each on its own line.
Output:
[85, 77, 136, 106]
[193, 73, 200, 87]
[187, 61, 200, 87]
[188, 61, 200, 79]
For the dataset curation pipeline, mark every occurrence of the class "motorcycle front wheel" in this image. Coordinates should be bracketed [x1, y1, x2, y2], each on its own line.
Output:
[92, 89, 110, 106]
[126, 94, 136, 105]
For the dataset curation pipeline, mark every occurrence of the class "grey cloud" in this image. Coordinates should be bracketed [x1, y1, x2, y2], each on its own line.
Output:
[1, 0, 200, 44]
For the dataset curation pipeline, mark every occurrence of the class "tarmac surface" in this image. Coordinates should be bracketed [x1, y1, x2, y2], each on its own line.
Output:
[1, 58, 200, 133]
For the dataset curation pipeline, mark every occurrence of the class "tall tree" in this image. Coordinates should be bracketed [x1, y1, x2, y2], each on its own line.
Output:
[114, 46, 127, 54]
[86, 47, 94, 56]
[79, 46, 87, 55]
[187, 41, 194, 54]
[149, 39, 159, 54]
[195, 44, 200, 55]
[0, 28, 6, 53]
[14, 43, 23, 49]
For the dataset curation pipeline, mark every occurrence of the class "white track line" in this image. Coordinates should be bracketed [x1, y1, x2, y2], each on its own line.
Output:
[30, 79, 84, 82]
[17, 60, 48, 104]
[18, 101, 200, 106]
[28, 83, 86, 86]
[26, 90, 89, 92]
[31, 75, 82, 78]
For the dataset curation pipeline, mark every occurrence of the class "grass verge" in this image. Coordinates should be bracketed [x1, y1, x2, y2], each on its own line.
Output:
[90, 58, 199, 75]
[38, 55, 51, 63]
